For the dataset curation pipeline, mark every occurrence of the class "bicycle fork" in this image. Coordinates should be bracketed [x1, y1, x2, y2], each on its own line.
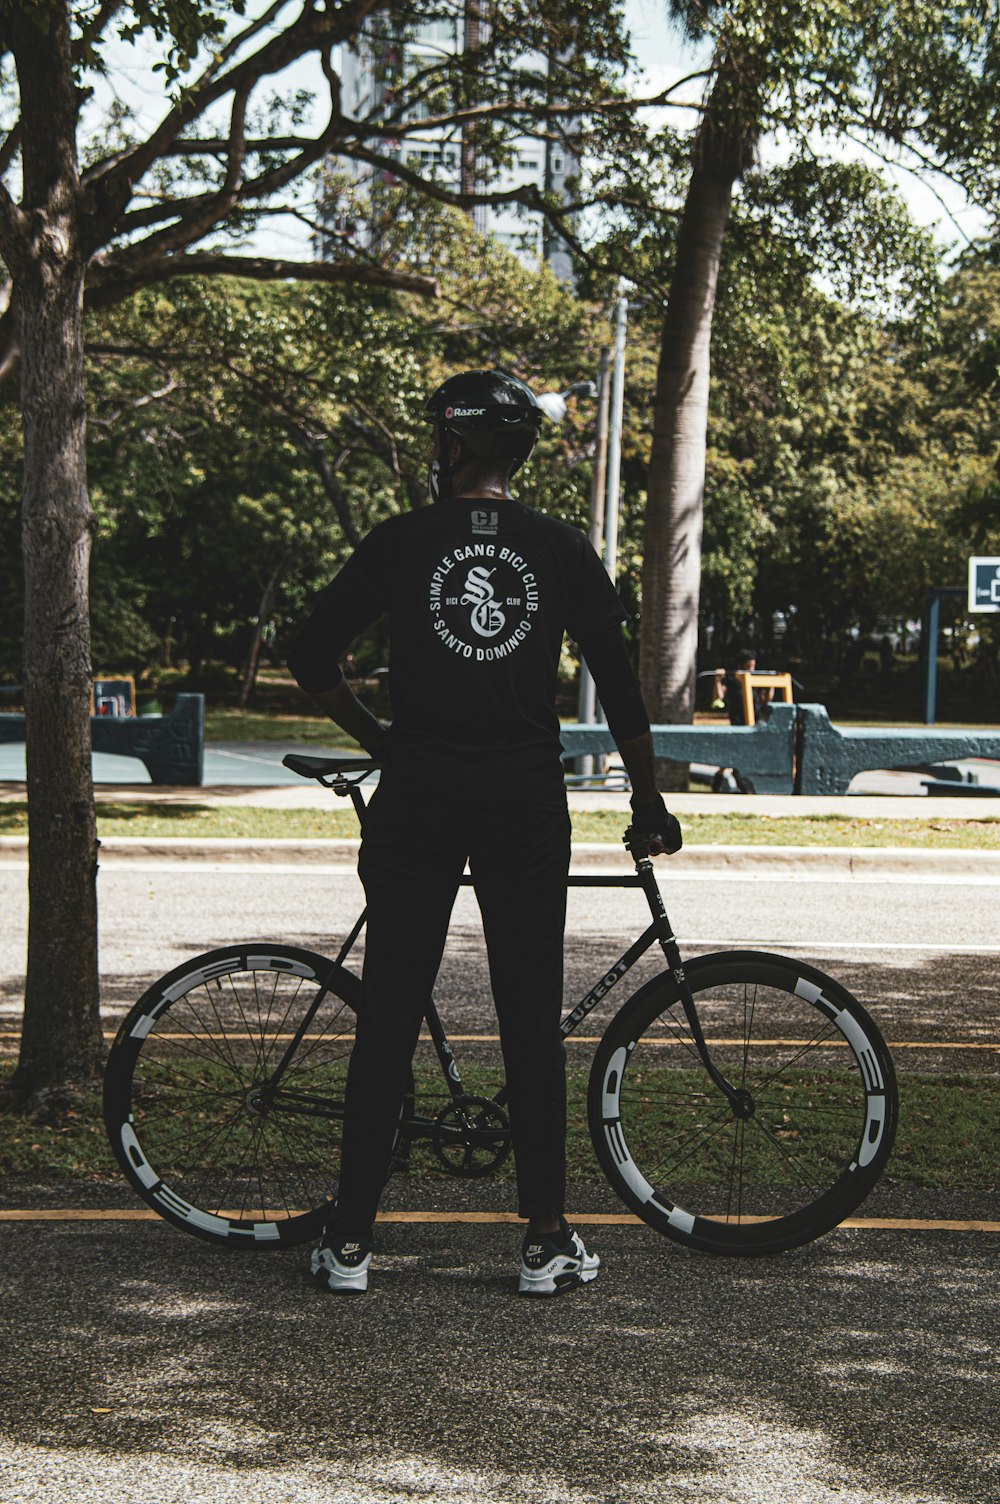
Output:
[636, 859, 751, 1121]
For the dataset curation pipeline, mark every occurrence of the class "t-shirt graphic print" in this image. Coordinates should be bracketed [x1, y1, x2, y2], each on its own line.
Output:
[430, 543, 540, 663]
[300, 496, 627, 798]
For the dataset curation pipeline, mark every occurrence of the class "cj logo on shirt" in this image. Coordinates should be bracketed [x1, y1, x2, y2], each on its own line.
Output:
[470, 509, 499, 537]
[429, 544, 539, 662]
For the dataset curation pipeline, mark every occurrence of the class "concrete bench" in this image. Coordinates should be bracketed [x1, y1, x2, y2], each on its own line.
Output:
[0, 693, 204, 785]
[561, 703, 798, 794]
[795, 703, 1000, 795]
[561, 702, 1000, 797]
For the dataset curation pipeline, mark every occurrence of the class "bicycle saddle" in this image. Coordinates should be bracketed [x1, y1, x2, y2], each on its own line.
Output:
[282, 753, 377, 780]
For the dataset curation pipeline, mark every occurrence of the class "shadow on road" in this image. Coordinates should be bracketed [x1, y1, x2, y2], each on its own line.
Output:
[0, 1218, 996, 1503]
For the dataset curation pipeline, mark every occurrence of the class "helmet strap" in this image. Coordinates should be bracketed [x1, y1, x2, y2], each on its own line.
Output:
[428, 423, 455, 504]
[430, 425, 479, 502]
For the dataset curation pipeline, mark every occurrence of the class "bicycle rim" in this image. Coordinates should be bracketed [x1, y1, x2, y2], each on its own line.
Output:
[589, 952, 898, 1255]
[103, 945, 362, 1247]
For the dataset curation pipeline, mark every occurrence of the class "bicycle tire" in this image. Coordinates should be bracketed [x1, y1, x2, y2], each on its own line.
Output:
[104, 943, 406, 1249]
[588, 951, 897, 1255]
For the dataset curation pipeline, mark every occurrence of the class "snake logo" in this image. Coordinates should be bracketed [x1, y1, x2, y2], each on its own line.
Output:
[460, 565, 506, 638]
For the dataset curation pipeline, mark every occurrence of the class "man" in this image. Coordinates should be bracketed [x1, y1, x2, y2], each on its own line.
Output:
[713, 648, 772, 726]
[287, 369, 681, 1297]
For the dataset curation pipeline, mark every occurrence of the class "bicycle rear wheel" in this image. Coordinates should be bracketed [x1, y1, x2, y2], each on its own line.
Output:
[104, 944, 386, 1248]
[589, 952, 897, 1255]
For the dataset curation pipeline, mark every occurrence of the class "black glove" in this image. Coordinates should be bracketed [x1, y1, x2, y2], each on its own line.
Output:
[625, 794, 683, 858]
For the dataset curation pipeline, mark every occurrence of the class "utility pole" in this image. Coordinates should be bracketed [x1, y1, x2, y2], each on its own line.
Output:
[575, 283, 627, 780]
[576, 347, 612, 775]
[604, 285, 628, 586]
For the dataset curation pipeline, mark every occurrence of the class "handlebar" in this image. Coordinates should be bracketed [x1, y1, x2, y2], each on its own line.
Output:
[623, 825, 679, 860]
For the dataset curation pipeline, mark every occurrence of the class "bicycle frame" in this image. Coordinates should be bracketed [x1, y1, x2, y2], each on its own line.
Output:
[105, 760, 899, 1251]
[262, 761, 742, 1127]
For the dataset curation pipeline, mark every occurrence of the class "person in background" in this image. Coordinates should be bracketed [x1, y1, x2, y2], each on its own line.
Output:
[713, 648, 771, 726]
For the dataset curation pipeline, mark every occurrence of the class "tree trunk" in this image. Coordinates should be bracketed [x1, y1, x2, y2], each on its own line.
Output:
[6, 4, 102, 1099]
[640, 61, 761, 790]
[239, 566, 281, 709]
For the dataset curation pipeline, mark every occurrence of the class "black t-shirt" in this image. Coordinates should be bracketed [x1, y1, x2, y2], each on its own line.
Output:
[724, 671, 769, 726]
[291, 497, 628, 798]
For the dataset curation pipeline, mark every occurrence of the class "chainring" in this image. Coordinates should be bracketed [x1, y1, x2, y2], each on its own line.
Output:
[431, 1095, 512, 1178]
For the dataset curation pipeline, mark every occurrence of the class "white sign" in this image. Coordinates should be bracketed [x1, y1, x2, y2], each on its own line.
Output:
[968, 556, 1000, 613]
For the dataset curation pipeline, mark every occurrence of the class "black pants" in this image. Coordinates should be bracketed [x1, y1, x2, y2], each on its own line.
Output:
[328, 776, 571, 1235]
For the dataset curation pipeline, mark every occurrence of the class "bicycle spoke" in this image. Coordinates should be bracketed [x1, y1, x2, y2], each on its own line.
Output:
[133, 1070, 244, 1110]
[250, 969, 273, 1065]
[133, 1108, 247, 1166]
[257, 1126, 295, 1221]
[267, 1097, 339, 1178]
[191, 986, 254, 1084]
[259, 975, 309, 1075]
[747, 1116, 831, 1197]
[740, 983, 758, 1088]
[748, 1024, 845, 1095]
[173, 1106, 253, 1207]
[224, 975, 269, 1076]
[150, 1008, 248, 1078]
[631, 1101, 738, 1185]
[277, 1017, 355, 1081]
[206, 1108, 267, 1218]
[725, 1114, 742, 1221]
[265, 1109, 336, 1209]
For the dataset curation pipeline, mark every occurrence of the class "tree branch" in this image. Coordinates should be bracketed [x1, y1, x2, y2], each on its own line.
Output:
[0, 302, 18, 382]
[0, 248, 437, 385]
[109, 80, 348, 261]
[180, 0, 303, 98]
[841, 129, 977, 246]
[87, 0, 378, 216]
[0, 124, 21, 179]
[87, 252, 439, 303]
[90, 375, 185, 430]
[0, 180, 27, 269]
[348, 142, 549, 215]
[75, 0, 128, 55]
[340, 77, 707, 147]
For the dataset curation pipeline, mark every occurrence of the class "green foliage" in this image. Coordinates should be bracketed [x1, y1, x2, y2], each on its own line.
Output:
[0, 214, 609, 686]
[3, 227, 999, 709]
[94, 1, 246, 80]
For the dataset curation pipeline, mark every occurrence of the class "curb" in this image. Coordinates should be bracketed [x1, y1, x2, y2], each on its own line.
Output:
[1, 835, 997, 878]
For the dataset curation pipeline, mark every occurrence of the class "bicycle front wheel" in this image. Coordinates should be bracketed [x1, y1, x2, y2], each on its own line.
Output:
[104, 944, 366, 1248]
[589, 952, 897, 1255]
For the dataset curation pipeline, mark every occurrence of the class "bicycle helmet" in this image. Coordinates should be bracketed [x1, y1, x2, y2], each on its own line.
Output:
[422, 369, 543, 500]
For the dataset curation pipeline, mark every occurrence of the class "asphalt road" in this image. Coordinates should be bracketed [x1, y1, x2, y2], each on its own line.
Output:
[3, 860, 999, 1053]
[2, 860, 998, 1502]
[0, 1213, 997, 1504]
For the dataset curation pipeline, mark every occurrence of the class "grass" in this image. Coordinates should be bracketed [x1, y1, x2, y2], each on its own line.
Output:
[203, 706, 357, 744]
[0, 1063, 995, 1193]
[2, 802, 1000, 846]
[572, 811, 1000, 847]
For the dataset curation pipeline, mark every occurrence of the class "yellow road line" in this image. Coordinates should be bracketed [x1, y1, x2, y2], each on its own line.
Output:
[0, 1208, 997, 1232]
[0, 1032, 996, 1049]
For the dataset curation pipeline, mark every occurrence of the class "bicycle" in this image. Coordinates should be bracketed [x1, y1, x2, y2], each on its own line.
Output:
[103, 755, 898, 1257]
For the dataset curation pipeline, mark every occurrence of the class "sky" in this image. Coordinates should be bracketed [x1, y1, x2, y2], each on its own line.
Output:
[83, 0, 987, 263]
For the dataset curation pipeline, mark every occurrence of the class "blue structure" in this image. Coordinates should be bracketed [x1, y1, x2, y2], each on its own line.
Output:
[0, 693, 204, 785]
[561, 704, 798, 794]
[561, 703, 1000, 797]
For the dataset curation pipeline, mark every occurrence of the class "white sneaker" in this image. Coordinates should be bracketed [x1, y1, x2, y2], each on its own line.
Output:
[518, 1220, 600, 1297]
[311, 1234, 372, 1293]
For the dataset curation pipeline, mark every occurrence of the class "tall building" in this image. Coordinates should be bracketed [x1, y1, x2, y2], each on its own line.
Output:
[322, 9, 578, 284]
